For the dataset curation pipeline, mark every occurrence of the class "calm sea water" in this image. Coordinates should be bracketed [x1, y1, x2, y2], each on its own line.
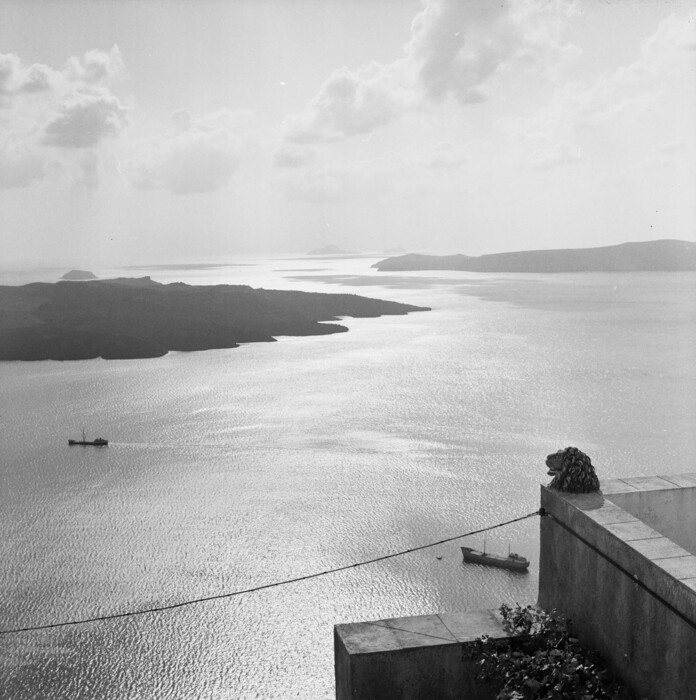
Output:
[1, 258, 694, 698]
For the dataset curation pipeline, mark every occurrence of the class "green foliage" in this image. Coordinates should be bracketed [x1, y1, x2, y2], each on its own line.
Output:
[466, 604, 634, 700]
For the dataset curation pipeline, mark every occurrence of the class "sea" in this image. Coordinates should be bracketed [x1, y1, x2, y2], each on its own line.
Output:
[1, 256, 694, 699]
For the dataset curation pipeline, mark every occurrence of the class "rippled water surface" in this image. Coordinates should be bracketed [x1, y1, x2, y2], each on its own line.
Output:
[1, 259, 695, 698]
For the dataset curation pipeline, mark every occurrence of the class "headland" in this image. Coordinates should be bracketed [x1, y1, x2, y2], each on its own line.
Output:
[0, 277, 429, 361]
[373, 239, 696, 273]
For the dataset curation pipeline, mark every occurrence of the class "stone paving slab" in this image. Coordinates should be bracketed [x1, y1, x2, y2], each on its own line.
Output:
[600, 480, 639, 494]
[584, 503, 638, 525]
[338, 621, 403, 654]
[629, 537, 691, 561]
[653, 555, 696, 580]
[374, 615, 456, 648]
[681, 578, 696, 593]
[336, 610, 509, 655]
[619, 476, 681, 491]
[660, 474, 696, 488]
[437, 610, 508, 643]
[605, 520, 663, 542]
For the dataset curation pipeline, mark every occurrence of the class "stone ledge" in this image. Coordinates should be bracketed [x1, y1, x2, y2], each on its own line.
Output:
[540, 483, 696, 624]
[539, 476, 696, 700]
[335, 609, 511, 700]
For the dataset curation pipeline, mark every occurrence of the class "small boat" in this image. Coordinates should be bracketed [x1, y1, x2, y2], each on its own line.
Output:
[461, 545, 529, 572]
[68, 429, 108, 447]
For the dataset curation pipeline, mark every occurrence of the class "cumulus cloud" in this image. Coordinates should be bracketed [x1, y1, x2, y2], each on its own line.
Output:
[42, 94, 129, 148]
[408, 0, 506, 104]
[281, 0, 577, 145]
[500, 13, 696, 171]
[125, 109, 250, 194]
[284, 62, 407, 143]
[65, 46, 126, 85]
[273, 144, 317, 168]
[0, 53, 56, 101]
[0, 47, 129, 188]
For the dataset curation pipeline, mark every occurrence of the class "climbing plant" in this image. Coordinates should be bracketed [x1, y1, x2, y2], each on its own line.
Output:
[466, 604, 635, 700]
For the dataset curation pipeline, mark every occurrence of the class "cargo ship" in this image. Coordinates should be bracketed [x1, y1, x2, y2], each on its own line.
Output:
[68, 429, 108, 446]
[461, 545, 529, 572]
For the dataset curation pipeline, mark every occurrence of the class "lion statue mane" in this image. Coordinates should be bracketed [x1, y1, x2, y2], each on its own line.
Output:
[546, 447, 600, 493]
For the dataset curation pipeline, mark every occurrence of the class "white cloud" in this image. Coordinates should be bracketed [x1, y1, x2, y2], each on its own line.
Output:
[0, 47, 129, 188]
[0, 136, 44, 188]
[500, 13, 696, 171]
[42, 94, 129, 148]
[125, 109, 250, 194]
[281, 0, 578, 145]
[658, 139, 688, 155]
[74, 151, 101, 190]
[273, 144, 317, 168]
[278, 158, 395, 203]
[65, 46, 126, 85]
[283, 62, 408, 143]
[0, 53, 56, 101]
[530, 142, 580, 171]
[424, 141, 468, 168]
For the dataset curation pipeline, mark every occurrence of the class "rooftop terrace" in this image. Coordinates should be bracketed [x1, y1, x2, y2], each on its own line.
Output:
[336, 472, 696, 699]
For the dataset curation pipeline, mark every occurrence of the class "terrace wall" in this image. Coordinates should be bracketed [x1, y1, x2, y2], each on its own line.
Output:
[538, 475, 696, 700]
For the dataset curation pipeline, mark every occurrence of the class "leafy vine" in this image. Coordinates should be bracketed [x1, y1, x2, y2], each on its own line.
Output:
[466, 604, 636, 700]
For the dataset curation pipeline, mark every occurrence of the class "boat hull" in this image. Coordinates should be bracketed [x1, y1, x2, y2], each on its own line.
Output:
[461, 546, 529, 572]
[68, 440, 108, 446]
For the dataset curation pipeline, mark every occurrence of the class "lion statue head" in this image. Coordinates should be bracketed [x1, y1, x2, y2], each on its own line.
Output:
[546, 447, 600, 493]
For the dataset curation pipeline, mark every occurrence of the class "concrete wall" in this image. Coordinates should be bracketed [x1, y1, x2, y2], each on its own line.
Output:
[538, 477, 696, 700]
[334, 610, 506, 699]
[608, 481, 696, 555]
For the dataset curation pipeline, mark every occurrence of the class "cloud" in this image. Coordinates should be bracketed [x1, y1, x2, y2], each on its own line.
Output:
[42, 94, 129, 148]
[282, 0, 578, 145]
[74, 151, 101, 190]
[278, 158, 394, 203]
[65, 46, 126, 85]
[425, 142, 468, 168]
[500, 13, 696, 171]
[530, 142, 580, 170]
[408, 0, 505, 104]
[284, 62, 407, 143]
[642, 138, 691, 170]
[0, 53, 56, 101]
[273, 145, 317, 168]
[658, 139, 688, 155]
[0, 47, 129, 188]
[125, 109, 250, 194]
[0, 137, 44, 188]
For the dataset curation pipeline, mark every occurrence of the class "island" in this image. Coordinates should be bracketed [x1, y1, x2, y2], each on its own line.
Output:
[0, 277, 429, 361]
[61, 269, 98, 280]
[373, 239, 696, 273]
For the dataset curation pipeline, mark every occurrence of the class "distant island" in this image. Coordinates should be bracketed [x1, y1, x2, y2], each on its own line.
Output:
[373, 239, 696, 273]
[0, 277, 429, 361]
[61, 269, 98, 280]
[307, 245, 357, 256]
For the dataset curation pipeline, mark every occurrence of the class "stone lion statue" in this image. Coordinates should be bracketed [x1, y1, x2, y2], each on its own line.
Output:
[546, 447, 600, 493]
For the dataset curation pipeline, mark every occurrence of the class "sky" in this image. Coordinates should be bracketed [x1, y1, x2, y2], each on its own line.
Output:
[0, 0, 694, 266]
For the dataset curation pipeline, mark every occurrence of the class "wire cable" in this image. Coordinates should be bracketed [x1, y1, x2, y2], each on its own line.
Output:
[0, 510, 541, 636]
